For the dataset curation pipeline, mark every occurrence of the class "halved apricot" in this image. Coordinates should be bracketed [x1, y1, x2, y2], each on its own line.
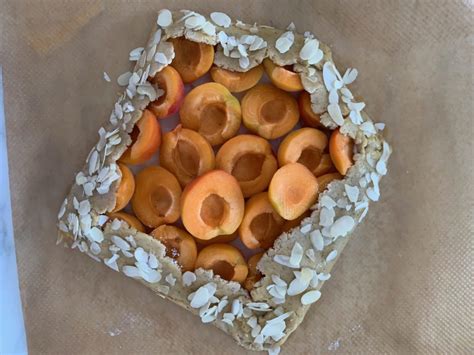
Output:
[299, 91, 322, 128]
[112, 163, 135, 212]
[169, 37, 214, 83]
[268, 163, 319, 220]
[329, 128, 354, 175]
[193, 232, 238, 246]
[241, 84, 299, 140]
[107, 211, 146, 232]
[281, 210, 311, 233]
[119, 109, 161, 165]
[131, 166, 182, 228]
[160, 125, 215, 187]
[244, 252, 264, 291]
[216, 135, 277, 198]
[263, 59, 303, 92]
[317, 172, 343, 193]
[181, 170, 244, 241]
[239, 192, 284, 249]
[313, 154, 336, 177]
[149, 66, 185, 119]
[277, 128, 328, 176]
[180, 82, 242, 146]
[195, 244, 248, 283]
[210, 65, 264, 93]
[150, 225, 197, 272]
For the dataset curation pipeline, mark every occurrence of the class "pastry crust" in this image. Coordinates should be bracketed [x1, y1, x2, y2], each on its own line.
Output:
[57, 9, 391, 353]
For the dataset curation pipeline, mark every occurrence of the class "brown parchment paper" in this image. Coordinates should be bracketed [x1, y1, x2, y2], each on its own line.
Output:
[1, 0, 472, 353]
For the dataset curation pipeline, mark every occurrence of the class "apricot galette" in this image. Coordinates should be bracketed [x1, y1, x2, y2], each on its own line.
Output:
[57, 9, 391, 354]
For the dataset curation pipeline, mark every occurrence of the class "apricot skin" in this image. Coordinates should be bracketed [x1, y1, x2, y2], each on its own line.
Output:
[216, 135, 277, 198]
[244, 252, 264, 291]
[210, 65, 264, 93]
[160, 125, 215, 187]
[195, 243, 248, 284]
[263, 59, 303, 92]
[107, 211, 145, 232]
[299, 91, 322, 128]
[170, 37, 214, 83]
[149, 66, 185, 119]
[193, 233, 238, 246]
[112, 163, 135, 212]
[268, 163, 319, 220]
[329, 128, 354, 175]
[150, 225, 197, 272]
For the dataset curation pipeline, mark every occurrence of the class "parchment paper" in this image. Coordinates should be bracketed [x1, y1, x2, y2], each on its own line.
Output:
[1, 0, 472, 353]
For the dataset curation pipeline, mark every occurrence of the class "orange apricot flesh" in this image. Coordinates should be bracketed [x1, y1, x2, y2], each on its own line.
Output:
[179, 82, 242, 146]
[239, 192, 284, 249]
[181, 170, 245, 241]
[210, 65, 264, 93]
[299, 91, 322, 128]
[195, 244, 248, 283]
[313, 153, 336, 177]
[244, 252, 264, 291]
[149, 66, 185, 119]
[281, 210, 311, 233]
[263, 59, 303, 92]
[242, 84, 299, 140]
[160, 125, 215, 187]
[170, 37, 214, 83]
[150, 225, 197, 272]
[112, 163, 135, 212]
[277, 128, 328, 176]
[268, 163, 319, 220]
[329, 128, 354, 175]
[107, 211, 145, 233]
[119, 109, 161, 165]
[317, 172, 343, 193]
[216, 135, 277, 198]
[131, 166, 182, 228]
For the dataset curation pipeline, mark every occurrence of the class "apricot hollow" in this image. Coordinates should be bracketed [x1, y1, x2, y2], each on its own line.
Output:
[112, 163, 135, 212]
[131, 166, 182, 228]
[277, 128, 328, 177]
[241, 84, 299, 140]
[195, 244, 248, 283]
[239, 192, 284, 249]
[269, 163, 319, 220]
[170, 37, 214, 83]
[282, 210, 311, 233]
[244, 252, 264, 291]
[263, 59, 303, 92]
[119, 109, 161, 165]
[149, 66, 185, 119]
[317, 172, 343, 193]
[181, 170, 245, 241]
[150, 225, 197, 272]
[313, 153, 336, 177]
[180, 82, 242, 146]
[107, 211, 145, 233]
[299, 91, 322, 128]
[210, 65, 263, 93]
[329, 128, 354, 175]
[160, 125, 215, 187]
[216, 135, 277, 198]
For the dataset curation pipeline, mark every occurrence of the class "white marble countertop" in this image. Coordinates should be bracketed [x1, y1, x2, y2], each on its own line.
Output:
[0, 67, 28, 354]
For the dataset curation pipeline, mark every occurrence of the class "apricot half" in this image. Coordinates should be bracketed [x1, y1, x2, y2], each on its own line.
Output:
[112, 163, 135, 212]
[149, 66, 185, 119]
[242, 84, 299, 140]
[216, 135, 277, 198]
[239, 192, 284, 249]
[170, 37, 214, 83]
[193, 233, 238, 246]
[244, 252, 264, 291]
[131, 166, 182, 228]
[299, 91, 322, 128]
[181, 170, 244, 241]
[180, 82, 242, 146]
[150, 225, 197, 272]
[329, 128, 354, 175]
[282, 210, 311, 233]
[268, 163, 319, 220]
[210, 65, 263, 93]
[317, 172, 343, 193]
[277, 128, 328, 176]
[160, 125, 215, 187]
[107, 211, 145, 232]
[313, 154, 336, 177]
[263, 59, 303, 92]
[120, 109, 161, 165]
[195, 244, 248, 283]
